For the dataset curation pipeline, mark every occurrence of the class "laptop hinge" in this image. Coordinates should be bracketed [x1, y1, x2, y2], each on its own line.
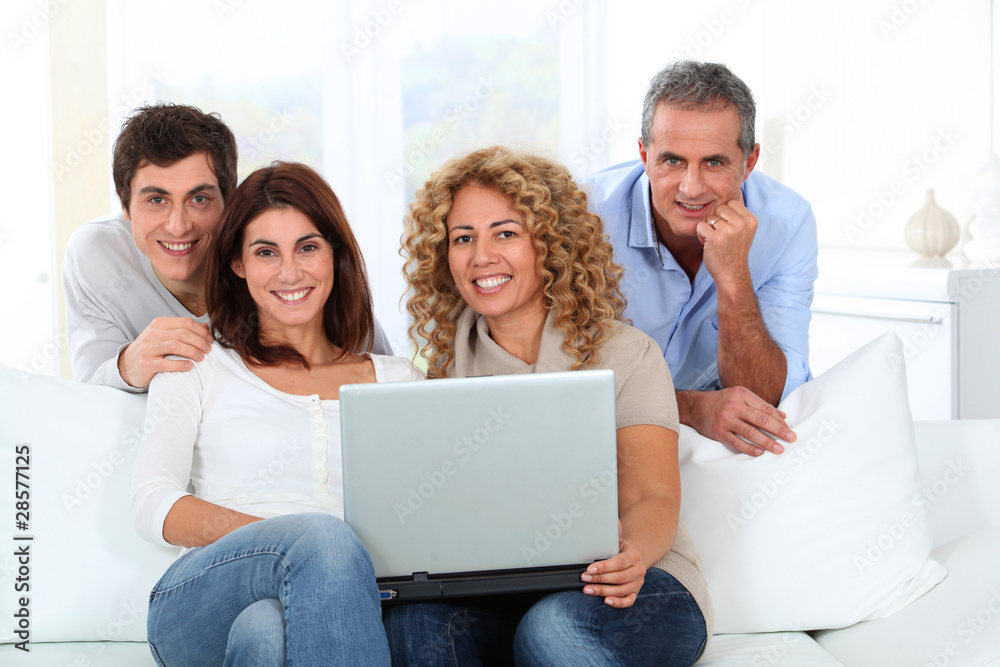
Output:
[412, 571, 430, 582]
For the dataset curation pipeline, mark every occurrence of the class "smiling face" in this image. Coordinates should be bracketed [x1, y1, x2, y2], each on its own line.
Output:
[231, 207, 335, 339]
[447, 183, 547, 329]
[639, 104, 759, 250]
[124, 152, 225, 297]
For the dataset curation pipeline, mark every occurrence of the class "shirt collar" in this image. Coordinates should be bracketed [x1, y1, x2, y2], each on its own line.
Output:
[627, 172, 679, 271]
[627, 170, 658, 250]
[453, 308, 578, 377]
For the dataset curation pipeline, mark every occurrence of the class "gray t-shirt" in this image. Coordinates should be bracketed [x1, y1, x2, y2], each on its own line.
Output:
[63, 215, 393, 392]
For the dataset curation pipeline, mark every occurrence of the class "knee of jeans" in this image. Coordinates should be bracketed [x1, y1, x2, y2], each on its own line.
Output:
[516, 592, 586, 648]
[227, 599, 285, 659]
[231, 598, 284, 639]
[283, 513, 371, 571]
[524, 592, 580, 626]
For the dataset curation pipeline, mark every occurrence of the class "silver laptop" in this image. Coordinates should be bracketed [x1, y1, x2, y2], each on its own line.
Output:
[340, 369, 619, 603]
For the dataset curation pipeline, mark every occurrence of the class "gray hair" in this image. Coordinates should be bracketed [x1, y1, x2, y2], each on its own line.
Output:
[641, 60, 756, 158]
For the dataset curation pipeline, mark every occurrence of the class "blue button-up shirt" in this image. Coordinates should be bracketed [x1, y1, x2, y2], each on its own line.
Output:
[585, 160, 818, 401]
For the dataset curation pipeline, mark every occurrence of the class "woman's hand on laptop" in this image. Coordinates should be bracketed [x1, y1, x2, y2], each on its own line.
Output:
[580, 536, 646, 608]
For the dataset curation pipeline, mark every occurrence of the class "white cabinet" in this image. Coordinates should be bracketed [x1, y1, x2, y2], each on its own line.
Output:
[809, 249, 1000, 420]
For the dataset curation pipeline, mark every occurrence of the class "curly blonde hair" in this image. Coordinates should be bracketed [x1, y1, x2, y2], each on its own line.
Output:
[402, 146, 628, 378]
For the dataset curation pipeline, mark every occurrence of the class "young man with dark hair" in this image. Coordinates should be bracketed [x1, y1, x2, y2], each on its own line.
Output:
[64, 103, 391, 390]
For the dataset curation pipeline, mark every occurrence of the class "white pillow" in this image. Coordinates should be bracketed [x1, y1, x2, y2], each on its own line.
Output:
[678, 331, 947, 634]
[0, 364, 180, 645]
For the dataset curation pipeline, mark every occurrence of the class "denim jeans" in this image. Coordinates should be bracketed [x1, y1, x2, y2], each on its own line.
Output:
[382, 568, 706, 667]
[146, 512, 390, 666]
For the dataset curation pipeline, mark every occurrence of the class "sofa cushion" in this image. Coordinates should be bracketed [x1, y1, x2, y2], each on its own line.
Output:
[812, 527, 1000, 667]
[0, 364, 180, 645]
[696, 631, 847, 666]
[913, 420, 1000, 548]
[0, 641, 156, 665]
[678, 331, 946, 634]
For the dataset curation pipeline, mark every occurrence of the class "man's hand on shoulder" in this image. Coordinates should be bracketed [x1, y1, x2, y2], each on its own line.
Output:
[677, 387, 795, 456]
[118, 317, 213, 389]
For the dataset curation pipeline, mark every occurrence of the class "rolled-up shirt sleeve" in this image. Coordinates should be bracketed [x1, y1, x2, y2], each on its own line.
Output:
[130, 363, 203, 547]
[755, 200, 819, 402]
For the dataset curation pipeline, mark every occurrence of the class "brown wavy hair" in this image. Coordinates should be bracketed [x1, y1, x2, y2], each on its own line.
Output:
[207, 161, 375, 367]
[113, 103, 238, 214]
[402, 146, 628, 378]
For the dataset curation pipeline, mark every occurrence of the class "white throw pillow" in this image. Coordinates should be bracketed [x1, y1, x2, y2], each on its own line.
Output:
[0, 364, 180, 645]
[678, 331, 947, 634]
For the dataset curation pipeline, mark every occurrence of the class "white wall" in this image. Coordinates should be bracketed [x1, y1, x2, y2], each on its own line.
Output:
[0, 0, 56, 375]
[0, 0, 995, 375]
[601, 0, 993, 252]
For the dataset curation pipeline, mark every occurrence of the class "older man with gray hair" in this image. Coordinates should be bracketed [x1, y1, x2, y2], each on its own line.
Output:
[587, 60, 818, 456]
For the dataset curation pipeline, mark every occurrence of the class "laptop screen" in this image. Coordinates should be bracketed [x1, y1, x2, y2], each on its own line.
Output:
[340, 370, 619, 594]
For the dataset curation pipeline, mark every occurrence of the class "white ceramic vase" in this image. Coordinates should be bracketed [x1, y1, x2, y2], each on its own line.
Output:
[904, 190, 959, 257]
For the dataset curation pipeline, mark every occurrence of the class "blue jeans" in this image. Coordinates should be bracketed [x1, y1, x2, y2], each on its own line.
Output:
[382, 568, 706, 667]
[146, 512, 390, 666]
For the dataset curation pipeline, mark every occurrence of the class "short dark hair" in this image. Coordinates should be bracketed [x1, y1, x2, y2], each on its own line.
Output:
[207, 161, 375, 367]
[641, 60, 756, 157]
[113, 103, 238, 214]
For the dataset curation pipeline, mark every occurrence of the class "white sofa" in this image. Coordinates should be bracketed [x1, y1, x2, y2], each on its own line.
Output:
[1, 332, 999, 666]
[696, 418, 1000, 667]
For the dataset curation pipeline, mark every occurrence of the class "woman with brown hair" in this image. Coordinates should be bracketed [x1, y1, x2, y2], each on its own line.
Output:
[385, 146, 711, 666]
[131, 161, 419, 666]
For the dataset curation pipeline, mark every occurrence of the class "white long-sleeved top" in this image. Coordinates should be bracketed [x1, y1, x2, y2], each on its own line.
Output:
[63, 215, 395, 391]
[130, 342, 424, 548]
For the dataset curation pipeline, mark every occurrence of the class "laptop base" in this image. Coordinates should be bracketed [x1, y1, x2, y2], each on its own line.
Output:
[378, 564, 589, 604]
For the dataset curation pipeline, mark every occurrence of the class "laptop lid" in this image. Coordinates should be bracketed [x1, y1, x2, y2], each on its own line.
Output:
[340, 369, 619, 602]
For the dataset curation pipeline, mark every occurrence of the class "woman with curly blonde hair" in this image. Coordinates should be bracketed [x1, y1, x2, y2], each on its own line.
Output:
[404, 147, 626, 378]
[386, 146, 711, 666]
